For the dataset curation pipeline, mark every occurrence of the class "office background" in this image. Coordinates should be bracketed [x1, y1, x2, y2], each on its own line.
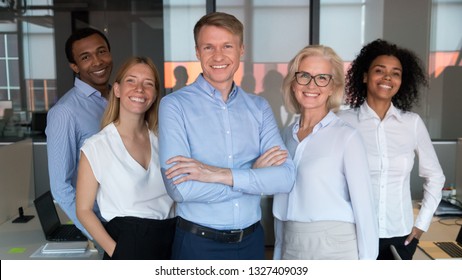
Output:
[0, 0, 461, 243]
[1, 0, 461, 138]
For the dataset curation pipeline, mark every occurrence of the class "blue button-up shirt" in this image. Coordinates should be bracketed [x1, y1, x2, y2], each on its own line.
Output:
[159, 74, 295, 230]
[45, 78, 108, 238]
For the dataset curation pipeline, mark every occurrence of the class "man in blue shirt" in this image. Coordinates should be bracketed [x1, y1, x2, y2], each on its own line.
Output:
[159, 12, 295, 260]
[46, 28, 113, 238]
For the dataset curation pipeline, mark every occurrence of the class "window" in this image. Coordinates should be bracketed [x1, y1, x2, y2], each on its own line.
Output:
[0, 34, 20, 109]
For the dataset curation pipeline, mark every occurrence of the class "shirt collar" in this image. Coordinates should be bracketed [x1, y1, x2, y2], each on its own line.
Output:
[195, 74, 238, 101]
[292, 110, 337, 136]
[74, 77, 103, 98]
[359, 101, 403, 122]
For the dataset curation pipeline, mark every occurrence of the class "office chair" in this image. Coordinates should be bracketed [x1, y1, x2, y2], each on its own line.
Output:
[390, 245, 402, 260]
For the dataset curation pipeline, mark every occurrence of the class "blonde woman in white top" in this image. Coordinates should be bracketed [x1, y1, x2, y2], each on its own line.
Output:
[76, 57, 175, 260]
[273, 45, 379, 260]
[337, 39, 445, 260]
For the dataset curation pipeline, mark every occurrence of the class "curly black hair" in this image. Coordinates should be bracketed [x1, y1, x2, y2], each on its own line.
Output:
[345, 39, 428, 111]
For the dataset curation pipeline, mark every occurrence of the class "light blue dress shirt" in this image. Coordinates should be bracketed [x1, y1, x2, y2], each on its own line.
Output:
[45, 78, 107, 238]
[273, 111, 379, 259]
[159, 74, 295, 230]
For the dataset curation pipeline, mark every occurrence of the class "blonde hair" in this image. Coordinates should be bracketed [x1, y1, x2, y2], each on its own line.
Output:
[101, 56, 161, 134]
[194, 12, 244, 46]
[283, 45, 345, 114]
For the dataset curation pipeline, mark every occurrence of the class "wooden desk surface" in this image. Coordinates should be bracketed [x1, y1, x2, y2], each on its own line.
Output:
[413, 202, 462, 260]
[0, 206, 100, 260]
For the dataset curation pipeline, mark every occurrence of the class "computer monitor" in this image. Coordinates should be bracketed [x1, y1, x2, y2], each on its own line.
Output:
[30, 111, 47, 135]
[456, 138, 462, 206]
[409, 140, 457, 200]
[0, 100, 13, 119]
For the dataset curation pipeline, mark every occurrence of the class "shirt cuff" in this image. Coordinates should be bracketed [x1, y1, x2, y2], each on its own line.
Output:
[230, 168, 250, 192]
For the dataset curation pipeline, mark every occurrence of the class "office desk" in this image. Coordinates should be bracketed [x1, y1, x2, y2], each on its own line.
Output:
[0, 206, 100, 260]
[1, 202, 459, 260]
[413, 203, 462, 260]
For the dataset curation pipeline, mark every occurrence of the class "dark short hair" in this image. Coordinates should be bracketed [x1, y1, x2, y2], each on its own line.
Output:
[65, 27, 111, 64]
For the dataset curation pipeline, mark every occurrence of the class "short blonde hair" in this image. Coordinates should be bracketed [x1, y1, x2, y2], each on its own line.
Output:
[194, 12, 244, 46]
[101, 56, 161, 134]
[283, 45, 345, 114]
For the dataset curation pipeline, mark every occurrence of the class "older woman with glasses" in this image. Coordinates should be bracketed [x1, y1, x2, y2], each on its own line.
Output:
[272, 45, 379, 260]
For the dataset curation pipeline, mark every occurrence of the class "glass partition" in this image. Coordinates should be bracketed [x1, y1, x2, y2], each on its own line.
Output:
[429, 0, 462, 139]
[0, 0, 461, 139]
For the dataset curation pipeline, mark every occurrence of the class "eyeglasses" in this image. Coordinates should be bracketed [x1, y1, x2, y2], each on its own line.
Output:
[295, 72, 333, 87]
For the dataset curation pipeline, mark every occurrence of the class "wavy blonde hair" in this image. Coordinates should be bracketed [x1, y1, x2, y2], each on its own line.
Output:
[101, 56, 161, 134]
[283, 45, 345, 114]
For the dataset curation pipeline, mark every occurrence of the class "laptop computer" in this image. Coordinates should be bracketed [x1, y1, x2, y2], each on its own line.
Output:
[418, 226, 462, 259]
[33, 191, 87, 242]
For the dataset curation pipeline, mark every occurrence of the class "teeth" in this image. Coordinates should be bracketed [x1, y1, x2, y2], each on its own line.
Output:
[303, 92, 319, 97]
[129, 97, 145, 103]
[93, 69, 105, 75]
[379, 84, 392, 89]
[212, 65, 226, 69]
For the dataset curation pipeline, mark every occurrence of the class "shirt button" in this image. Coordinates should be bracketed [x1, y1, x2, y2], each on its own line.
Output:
[226, 131, 230, 134]
[228, 155, 232, 159]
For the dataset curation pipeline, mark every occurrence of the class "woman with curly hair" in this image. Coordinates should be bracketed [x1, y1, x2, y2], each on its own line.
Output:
[338, 39, 445, 260]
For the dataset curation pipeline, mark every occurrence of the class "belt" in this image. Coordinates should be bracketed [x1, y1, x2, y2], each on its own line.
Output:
[177, 217, 259, 243]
